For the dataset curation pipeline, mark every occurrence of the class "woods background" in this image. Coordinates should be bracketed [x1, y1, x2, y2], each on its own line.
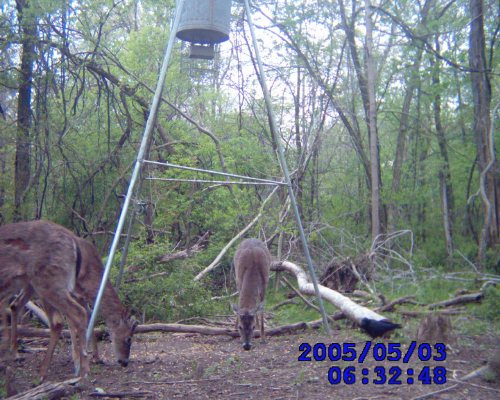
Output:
[0, 0, 498, 321]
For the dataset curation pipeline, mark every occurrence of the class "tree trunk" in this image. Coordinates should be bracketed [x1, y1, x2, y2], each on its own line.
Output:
[432, 36, 455, 256]
[364, 0, 382, 241]
[469, 0, 498, 266]
[389, 0, 431, 230]
[14, 0, 37, 221]
[294, 64, 304, 220]
[338, 0, 383, 240]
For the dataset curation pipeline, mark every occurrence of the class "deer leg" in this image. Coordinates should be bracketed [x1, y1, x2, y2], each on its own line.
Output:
[9, 287, 33, 356]
[0, 297, 8, 354]
[36, 290, 89, 379]
[260, 312, 266, 344]
[38, 302, 64, 382]
[64, 294, 90, 378]
[82, 301, 100, 362]
[91, 330, 100, 363]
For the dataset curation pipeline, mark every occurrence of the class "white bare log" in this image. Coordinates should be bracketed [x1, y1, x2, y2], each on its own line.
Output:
[271, 260, 386, 324]
[24, 301, 49, 327]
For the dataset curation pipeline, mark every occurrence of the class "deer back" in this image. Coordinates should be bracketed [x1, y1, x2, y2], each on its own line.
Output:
[232, 238, 271, 350]
[234, 238, 271, 309]
[0, 220, 80, 293]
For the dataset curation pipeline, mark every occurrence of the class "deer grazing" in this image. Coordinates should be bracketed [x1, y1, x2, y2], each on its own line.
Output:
[0, 220, 137, 380]
[0, 220, 89, 378]
[231, 238, 271, 350]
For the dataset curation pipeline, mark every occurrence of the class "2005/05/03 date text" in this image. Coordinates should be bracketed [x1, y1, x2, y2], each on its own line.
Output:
[298, 341, 447, 385]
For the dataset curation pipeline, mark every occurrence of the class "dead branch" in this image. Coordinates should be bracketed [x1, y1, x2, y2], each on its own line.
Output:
[271, 260, 390, 325]
[399, 309, 464, 317]
[461, 348, 500, 382]
[194, 186, 279, 281]
[158, 231, 210, 264]
[5, 378, 81, 400]
[377, 296, 418, 312]
[428, 292, 484, 309]
[135, 321, 315, 337]
[89, 390, 153, 398]
[270, 299, 298, 311]
[16, 320, 320, 341]
[23, 301, 49, 327]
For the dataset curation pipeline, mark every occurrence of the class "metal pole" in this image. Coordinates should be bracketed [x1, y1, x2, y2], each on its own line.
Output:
[243, 0, 331, 334]
[86, 0, 186, 345]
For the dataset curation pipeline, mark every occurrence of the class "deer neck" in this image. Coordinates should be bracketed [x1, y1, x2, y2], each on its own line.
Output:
[95, 284, 126, 328]
[238, 272, 262, 310]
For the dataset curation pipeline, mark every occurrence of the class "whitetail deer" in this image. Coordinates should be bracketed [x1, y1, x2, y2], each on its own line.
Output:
[9, 236, 137, 378]
[231, 238, 271, 350]
[0, 220, 136, 380]
[0, 220, 89, 378]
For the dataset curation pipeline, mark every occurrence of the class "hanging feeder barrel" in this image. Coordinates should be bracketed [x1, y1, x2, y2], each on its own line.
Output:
[176, 0, 232, 44]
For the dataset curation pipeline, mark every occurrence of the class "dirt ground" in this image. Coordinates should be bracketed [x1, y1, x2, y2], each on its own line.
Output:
[2, 322, 499, 400]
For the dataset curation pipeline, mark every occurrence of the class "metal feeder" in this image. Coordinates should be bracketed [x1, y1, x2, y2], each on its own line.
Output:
[176, 0, 232, 45]
[189, 44, 215, 60]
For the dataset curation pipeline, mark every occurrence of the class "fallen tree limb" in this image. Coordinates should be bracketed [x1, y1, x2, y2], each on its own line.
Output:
[428, 292, 484, 309]
[377, 296, 418, 312]
[24, 301, 49, 327]
[193, 186, 279, 281]
[16, 320, 320, 340]
[270, 299, 298, 311]
[6, 378, 80, 400]
[136, 321, 317, 337]
[399, 308, 464, 317]
[271, 261, 389, 325]
[158, 231, 210, 264]
[461, 349, 500, 381]
[89, 390, 153, 398]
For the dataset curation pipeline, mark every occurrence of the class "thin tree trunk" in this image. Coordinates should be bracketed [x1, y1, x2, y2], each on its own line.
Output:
[469, 0, 498, 266]
[364, 0, 381, 241]
[14, 0, 37, 221]
[432, 36, 455, 256]
[294, 64, 304, 220]
[389, 0, 432, 230]
[440, 171, 454, 256]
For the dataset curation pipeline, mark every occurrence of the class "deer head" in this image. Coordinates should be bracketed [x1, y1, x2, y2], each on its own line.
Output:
[232, 301, 264, 350]
[111, 311, 138, 367]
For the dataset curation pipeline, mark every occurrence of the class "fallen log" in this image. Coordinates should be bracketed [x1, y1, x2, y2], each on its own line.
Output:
[16, 320, 321, 341]
[377, 296, 418, 312]
[428, 292, 484, 309]
[136, 321, 319, 337]
[6, 378, 80, 400]
[271, 260, 394, 326]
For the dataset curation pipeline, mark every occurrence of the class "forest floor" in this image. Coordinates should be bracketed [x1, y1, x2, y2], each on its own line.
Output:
[2, 323, 499, 400]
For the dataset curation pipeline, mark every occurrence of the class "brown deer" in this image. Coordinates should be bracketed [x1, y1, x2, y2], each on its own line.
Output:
[0, 220, 90, 378]
[0, 220, 137, 380]
[9, 236, 137, 378]
[231, 238, 271, 350]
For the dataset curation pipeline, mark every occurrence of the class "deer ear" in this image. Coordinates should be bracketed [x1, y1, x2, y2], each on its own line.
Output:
[230, 302, 239, 314]
[255, 300, 265, 313]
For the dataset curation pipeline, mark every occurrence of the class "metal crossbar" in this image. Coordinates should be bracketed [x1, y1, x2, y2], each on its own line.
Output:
[146, 177, 281, 186]
[143, 160, 287, 186]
